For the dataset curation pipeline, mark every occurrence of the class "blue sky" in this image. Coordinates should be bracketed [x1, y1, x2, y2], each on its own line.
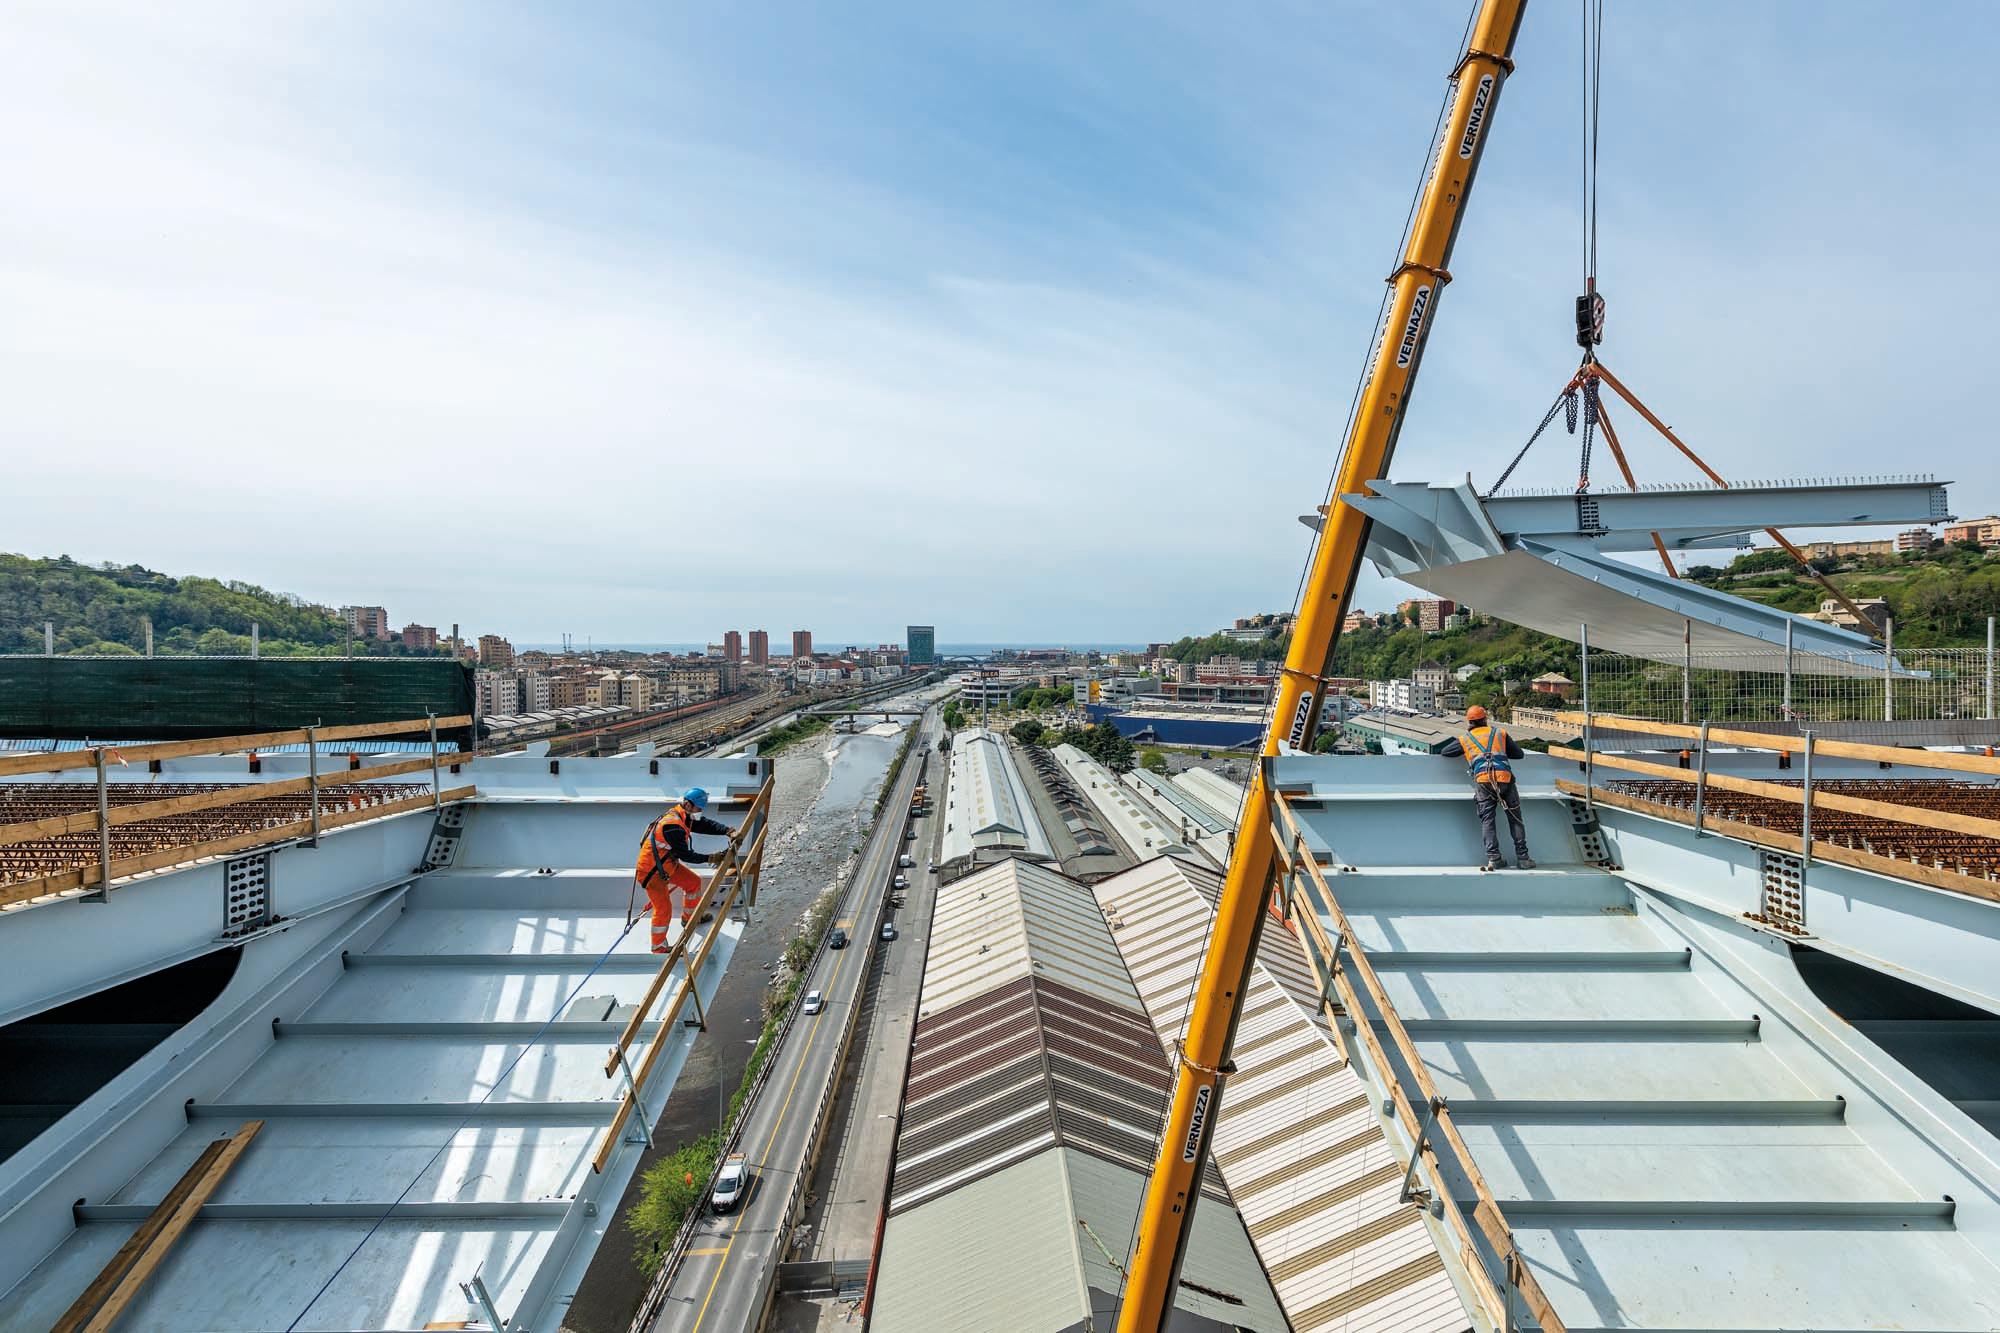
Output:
[5, 2, 1994, 645]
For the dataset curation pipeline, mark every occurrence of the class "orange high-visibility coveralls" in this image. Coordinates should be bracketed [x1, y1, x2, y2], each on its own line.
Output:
[634, 802, 721, 952]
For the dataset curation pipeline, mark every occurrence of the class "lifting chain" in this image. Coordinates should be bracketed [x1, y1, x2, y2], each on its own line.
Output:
[1574, 372, 1601, 493]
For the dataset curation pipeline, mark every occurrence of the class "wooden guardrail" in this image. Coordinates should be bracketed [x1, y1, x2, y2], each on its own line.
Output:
[2, 787, 476, 908]
[601, 777, 773, 1079]
[1265, 782, 1567, 1333]
[1550, 711, 2000, 777]
[593, 774, 775, 1174]
[0, 715, 473, 779]
[0, 715, 477, 907]
[1547, 745, 2000, 843]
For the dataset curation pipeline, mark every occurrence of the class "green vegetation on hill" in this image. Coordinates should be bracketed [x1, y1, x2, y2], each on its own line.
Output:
[1683, 543, 2000, 647]
[0, 553, 437, 657]
[1162, 630, 1291, 664]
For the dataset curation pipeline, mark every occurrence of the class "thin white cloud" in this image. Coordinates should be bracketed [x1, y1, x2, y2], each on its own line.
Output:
[3, 3, 1993, 644]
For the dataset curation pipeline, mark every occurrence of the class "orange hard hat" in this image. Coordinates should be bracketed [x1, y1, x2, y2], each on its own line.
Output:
[1465, 704, 1488, 723]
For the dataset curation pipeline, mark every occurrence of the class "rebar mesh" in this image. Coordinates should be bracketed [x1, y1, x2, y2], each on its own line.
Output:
[1605, 777, 2000, 881]
[0, 782, 429, 887]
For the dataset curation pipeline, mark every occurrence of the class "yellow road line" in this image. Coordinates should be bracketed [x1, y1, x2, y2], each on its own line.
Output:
[684, 1246, 728, 1256]
[686, 728, 923, 1331]
[690, 944, 849, 1331]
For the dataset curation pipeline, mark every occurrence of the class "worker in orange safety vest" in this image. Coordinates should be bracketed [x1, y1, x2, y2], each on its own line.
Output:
[633, 787, 732, 952]
[1437, 706, 1535, 872]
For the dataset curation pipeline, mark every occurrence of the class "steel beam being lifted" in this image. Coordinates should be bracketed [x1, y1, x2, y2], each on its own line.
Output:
[1478, 474, 1950, 552]
[1342, 476, 1948, 674]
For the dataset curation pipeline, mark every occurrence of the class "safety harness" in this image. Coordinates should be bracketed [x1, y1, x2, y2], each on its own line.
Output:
[1463, 726, 1514, 784]
[638, 803, 695, 886]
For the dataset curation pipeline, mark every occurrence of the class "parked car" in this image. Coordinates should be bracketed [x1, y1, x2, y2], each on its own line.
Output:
[828, 927, 848, 950]
[711, 1154, 749, 1213]
[898, 854, 914, 868]
[802, 990, 824, 1015]
[893, 874, 909, 889]
[880, 921, 897, 941]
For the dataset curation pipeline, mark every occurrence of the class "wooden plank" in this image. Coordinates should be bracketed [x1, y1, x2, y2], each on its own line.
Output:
[80, 1120, 263, 1333]
[1548, 746, 2000, 842]
[0, 751, 465, 849]
[1, 786, 475, 909]
[51, 1140, 228, 1333]
[1558, 779, 2000, 908]
[1550, 710, 2000, 777]
[0, 716, 473, 780]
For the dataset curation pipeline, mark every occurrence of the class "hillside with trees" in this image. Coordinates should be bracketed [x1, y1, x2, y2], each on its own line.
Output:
[0, 553, 437, 657]
[1682, 543, 2000, 646]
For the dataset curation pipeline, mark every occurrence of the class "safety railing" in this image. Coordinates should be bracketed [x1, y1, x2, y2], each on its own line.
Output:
[1, 716, 476, 907]
[1548, 710, 2000, 902]
[592, 772, 774, 1173]
[1265, 775, 1568, 1333]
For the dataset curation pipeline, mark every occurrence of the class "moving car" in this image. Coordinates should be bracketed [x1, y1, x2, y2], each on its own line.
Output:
[802, 990, 824, 1015]
[828, 927, 848, 950]
[881, 921, 897, 941]
[711, 1154, 749, 1214]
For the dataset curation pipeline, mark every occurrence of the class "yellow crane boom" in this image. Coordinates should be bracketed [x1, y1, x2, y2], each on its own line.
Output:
[1114, 3, 1529, 1327]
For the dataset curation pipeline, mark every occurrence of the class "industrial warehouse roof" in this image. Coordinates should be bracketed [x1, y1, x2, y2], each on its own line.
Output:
[873, 1146, 1286, 1333]
[915, 856, 1137, 1020]
[1339, 710, 1465, 754]
[938, 728, 1053, 867]
[1051, 745, 1191, 862]
[1095, 856, 1466, 1333]
[1125, 769, 1229, 837]
[1172, 767, 1247, 826]
[1014, 744, 1128, 882]
[875, 857, 1284, 1333]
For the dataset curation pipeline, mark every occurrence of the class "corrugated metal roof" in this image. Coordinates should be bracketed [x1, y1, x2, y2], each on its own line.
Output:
[875, 1145, 1290, 1333]
[939, 729, 1053, 866]
[1050, 745, 1190, 861]
[1094, 855, 1468, 1333]
[877, 856, 1283, 1330]
[919, 858, 1133, 1017]
[1171, 767, 1246, 826]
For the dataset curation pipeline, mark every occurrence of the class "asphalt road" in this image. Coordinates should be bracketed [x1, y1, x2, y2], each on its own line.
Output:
[651, 706, 938, 1333]
[776, 734, 948, 1330]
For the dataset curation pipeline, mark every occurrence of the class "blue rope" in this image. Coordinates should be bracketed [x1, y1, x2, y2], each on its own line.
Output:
[284, 912, 646, 1331]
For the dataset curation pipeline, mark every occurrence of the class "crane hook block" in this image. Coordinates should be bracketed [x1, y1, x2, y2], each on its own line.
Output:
[1575, 290, 1606, 349]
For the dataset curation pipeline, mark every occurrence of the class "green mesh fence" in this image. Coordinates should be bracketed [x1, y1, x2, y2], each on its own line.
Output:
[0, 657, 475, 741]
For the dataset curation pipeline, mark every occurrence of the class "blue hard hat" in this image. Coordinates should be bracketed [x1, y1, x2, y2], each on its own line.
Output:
[682, 787, 709, 810]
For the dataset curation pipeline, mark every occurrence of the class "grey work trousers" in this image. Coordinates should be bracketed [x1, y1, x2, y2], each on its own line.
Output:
[1473, 780, 1530, 861]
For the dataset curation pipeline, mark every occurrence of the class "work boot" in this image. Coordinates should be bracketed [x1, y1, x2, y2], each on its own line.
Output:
[1481, 857, 1504, 872]
[1516, 855, 1536, 870]
[697, 910, 715, 924]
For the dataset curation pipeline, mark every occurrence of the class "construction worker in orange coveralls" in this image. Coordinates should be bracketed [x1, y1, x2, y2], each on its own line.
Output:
[633, 787, 732, 953]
